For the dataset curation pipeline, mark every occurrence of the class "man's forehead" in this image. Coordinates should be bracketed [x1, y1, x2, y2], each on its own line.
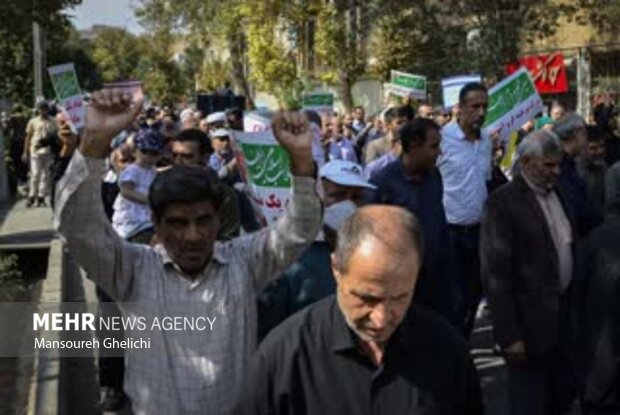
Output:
[163, 201, 216, 218]
[541, 154, 562, 163]
[463, 91, 488, 103]
[173, 141, 199, 151]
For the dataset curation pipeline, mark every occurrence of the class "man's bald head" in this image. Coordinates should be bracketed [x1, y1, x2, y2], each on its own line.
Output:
[332, 205, 424, 344]
[334, 206, 424, 273]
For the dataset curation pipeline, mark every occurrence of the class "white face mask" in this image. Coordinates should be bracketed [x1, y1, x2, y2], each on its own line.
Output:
[323, 200, 358, 230]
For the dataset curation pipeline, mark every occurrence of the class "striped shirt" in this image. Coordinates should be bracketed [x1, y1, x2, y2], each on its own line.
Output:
[54, 151, 322, 414]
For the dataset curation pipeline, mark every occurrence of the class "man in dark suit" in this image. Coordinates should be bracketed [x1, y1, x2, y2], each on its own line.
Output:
[481, 129, 579, 414]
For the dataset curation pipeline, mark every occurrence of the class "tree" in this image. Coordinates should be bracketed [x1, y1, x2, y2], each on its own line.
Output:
[577, 0, 620, 37]
[314, 0, 378, 111]
[91, 28, 142, 82]
[447, 0, 581, 77]
[369, 0, 585, 92]
[242, 0, 302, 106]
[134, 35, 187, 105]
[136, 0, 252, 98]
[0, 0, 83, 105]
[369, 2, 466, 82]
[46, 26, 102, 93]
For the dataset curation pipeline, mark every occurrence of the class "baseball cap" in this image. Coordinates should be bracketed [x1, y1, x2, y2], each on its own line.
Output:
[535, 116, 553, 130]
[180, 108, 194, 123]
[134, 128, 165, 152]
[319, 160, 376, 190]
[324, 200, 357, 231]
[211, 128, 230, 139]
[206, 112, 227, 124]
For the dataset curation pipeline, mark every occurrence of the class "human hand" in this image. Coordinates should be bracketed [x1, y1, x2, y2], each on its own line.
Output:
[79, 89, 143, 158]
[272, 110, 314, 177]
[502, 341, 527, 364]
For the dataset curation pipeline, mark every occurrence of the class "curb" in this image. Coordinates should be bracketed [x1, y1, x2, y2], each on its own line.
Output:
[27, 239, 63, 415]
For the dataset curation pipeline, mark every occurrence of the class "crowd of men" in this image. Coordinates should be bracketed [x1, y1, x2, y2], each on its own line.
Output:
[2, 82, 620, 414]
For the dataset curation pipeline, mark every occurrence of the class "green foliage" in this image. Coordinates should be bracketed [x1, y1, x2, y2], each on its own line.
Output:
[314, 0, 379, 110]
[86, 25, 187, 105]
[134, 35, 187, 105]
[136, 0, 251, 97]
[370, 0, 585, 88]
[0, 0, 83, 105]
[92, 28, 142, 82]
[244, 1, 299, 106]
[47, 26, 102, 93]
[0, 253, 27, 302]
[576, 0, 620, 36]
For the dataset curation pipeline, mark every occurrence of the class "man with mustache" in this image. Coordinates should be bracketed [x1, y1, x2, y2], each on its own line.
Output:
[481, 130, 578, 414]
[438, 82, 492, 337]
[54, 89, 322, 414]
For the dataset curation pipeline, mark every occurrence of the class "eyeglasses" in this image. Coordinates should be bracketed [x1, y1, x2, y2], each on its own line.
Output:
[172, 152, 195, 160]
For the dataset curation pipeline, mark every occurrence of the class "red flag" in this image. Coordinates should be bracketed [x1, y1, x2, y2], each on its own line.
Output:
[506, 53, 568, 94]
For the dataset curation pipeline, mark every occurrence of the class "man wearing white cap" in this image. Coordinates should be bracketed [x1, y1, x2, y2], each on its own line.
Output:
[258, 199, 359, 339]
[205, 111, 227, 131]
[319, 159, 376, 207]
[258, 160, 374, 338]
[208, 128, 237, 182]
[180, 108, 197, 130]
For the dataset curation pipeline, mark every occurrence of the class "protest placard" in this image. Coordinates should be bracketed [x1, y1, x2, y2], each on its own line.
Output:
[244, 111, 273, 132]
[483, 67, 544, 142]
[103, 80, 144, 103]
[386, 70, 427, 100]
[48, 63, 85, 129]
[233, 131, 291, 226]
[302, 93, 334, 115]
[441, 75, 481, 109]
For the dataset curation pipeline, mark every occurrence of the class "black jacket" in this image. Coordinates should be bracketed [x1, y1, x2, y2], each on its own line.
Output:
[481, 174, 578, 357]
[574, 219, 620, 408]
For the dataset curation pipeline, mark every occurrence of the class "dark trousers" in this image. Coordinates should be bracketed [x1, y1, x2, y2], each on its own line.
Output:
[448, 224, 481, 337]
[237, 189, 261, 232]
[96, 287, 124, 390]
[507, 349, 578, 415]
[9, 137, 28, 183]
[94, 230, 152, 391]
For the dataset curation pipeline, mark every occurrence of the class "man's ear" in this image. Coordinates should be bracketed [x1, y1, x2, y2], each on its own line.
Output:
[331, 253, 342, 284]
[151, 212, 160, 230]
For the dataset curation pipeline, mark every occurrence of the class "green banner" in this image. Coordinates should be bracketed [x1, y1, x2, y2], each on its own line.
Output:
[303, 94, 334, 107]
[48, 64, 81, 100]
[392, 73, 426, 91]
[239, 143, 291, 188]
[484, 71, 537, 127]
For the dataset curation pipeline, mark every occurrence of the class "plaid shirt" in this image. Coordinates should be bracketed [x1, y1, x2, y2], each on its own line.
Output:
[54, 151, 322, 414]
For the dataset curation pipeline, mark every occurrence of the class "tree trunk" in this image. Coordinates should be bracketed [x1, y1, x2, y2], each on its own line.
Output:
[228, 30, 252, 99]
[337, 70, 354, 113]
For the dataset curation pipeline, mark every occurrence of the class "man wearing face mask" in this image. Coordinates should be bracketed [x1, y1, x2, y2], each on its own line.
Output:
[481, 130, 579, 415]
[237, 206, 482, 414]
[258, 160, 374, 338]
